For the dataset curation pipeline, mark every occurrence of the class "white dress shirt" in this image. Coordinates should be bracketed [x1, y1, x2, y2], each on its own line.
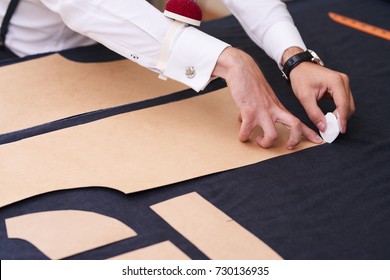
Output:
[0, 0, 306, 91]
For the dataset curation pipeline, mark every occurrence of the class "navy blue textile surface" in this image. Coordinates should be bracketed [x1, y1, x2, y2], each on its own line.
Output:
[0, 0, 389, 259]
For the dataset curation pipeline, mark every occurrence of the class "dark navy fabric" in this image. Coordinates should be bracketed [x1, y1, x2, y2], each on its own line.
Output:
[0, 45, 18, 61]
[0, 0, 389, 259]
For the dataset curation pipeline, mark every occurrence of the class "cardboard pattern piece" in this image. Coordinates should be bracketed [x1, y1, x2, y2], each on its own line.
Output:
[5, 210, 137, 260]
[0, 54, 188, 134]
[108, 241, 190, 260]
[151, 192, 283, 260]
[0, 88, 319, 207]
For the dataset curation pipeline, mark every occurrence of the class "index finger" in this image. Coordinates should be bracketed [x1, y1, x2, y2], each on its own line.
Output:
[330, 74, 354, 133]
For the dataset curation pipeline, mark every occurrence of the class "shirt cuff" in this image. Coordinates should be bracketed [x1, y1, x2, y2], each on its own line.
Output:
[261, 21, 306, 69]
[162, 26, 230, 92]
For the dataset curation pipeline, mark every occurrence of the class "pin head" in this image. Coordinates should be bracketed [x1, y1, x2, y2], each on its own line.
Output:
[164, 0, 202, 26]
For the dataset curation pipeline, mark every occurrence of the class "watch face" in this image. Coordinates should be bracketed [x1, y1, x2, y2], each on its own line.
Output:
[308, 49, 325, 66]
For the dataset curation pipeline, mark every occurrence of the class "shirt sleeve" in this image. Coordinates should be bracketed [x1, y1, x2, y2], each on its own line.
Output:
[221, 0, 306, 68]
[39, 0, 230, 92]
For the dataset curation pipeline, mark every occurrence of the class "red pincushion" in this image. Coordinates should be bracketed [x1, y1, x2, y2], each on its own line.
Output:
[164, 0, 202, 26]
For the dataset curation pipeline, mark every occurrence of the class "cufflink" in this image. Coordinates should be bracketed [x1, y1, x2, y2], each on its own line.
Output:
[185, 67, 196, 78]
[157, 0, 202, 81]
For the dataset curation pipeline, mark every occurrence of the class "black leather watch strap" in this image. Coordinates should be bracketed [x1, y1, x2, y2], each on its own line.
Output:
[281, 50, 313, 80]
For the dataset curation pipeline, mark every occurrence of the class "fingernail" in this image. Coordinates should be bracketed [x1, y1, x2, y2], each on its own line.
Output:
[315, 135, 324, 143]
[287, 145, 294, 150]
[317, 121, 326, 132]
[334, 112, 343, 132]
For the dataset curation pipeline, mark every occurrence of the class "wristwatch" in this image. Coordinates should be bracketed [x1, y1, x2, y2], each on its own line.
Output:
[281, 49, 324, 80]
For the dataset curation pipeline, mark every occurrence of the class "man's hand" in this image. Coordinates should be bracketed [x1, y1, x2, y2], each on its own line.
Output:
[283, 47, 355, 134]
[212, 47, 323, 149]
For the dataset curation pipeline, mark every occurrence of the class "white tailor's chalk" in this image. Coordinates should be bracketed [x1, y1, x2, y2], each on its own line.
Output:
[320, 112, 341, 143]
